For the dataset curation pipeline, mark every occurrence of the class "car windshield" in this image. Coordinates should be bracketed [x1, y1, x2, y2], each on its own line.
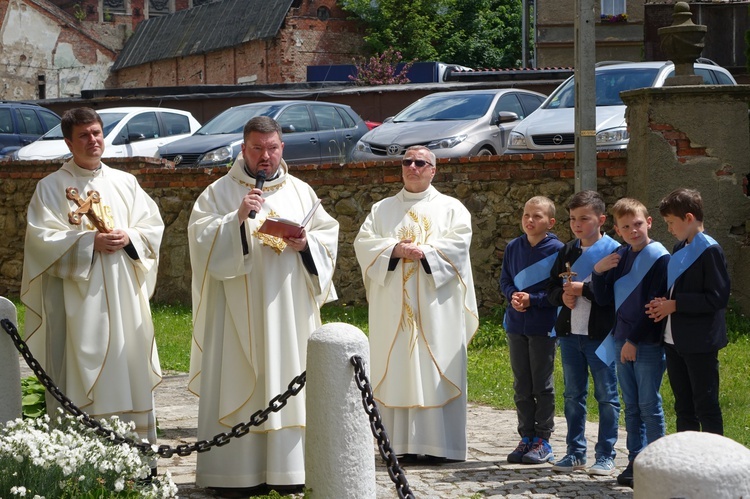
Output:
[39, 113, 128, 140]
[544, 68, 660, 109]
[392, 93, 495, 123]
[195, 105, 283, 135]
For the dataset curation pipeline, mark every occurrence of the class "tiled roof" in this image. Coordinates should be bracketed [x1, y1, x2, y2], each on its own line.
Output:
[112, 0, 294, 71]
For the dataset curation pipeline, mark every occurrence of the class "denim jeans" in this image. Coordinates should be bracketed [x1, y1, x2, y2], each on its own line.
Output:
[616, 340, 666, 462]
[558, 335, 620, 460]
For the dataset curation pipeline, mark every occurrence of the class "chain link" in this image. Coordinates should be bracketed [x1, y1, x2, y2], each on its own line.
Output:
[1, 318, 305, 459]
[3, 319, 415, 498]
[350, 355, 416, 499]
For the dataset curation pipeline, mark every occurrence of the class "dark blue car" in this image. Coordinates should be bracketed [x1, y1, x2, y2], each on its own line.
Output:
[157, 100, 370, 167]
[0, 102, 60, 157]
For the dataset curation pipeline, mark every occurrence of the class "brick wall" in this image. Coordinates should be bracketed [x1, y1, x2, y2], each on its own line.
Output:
[0, 153, 628, 313]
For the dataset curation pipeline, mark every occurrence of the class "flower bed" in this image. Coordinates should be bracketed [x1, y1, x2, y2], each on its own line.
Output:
[0, 411, 177, 498]
[600, 13, 628, 24]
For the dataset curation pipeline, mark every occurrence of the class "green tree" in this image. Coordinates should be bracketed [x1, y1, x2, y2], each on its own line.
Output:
[341, 0, 523, 68]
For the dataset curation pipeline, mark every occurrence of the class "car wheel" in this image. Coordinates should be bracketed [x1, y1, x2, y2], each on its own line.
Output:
[477, 148, 494, 156]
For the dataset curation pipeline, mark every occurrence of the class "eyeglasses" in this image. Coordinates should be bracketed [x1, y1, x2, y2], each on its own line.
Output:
[402, 158, 433, 168]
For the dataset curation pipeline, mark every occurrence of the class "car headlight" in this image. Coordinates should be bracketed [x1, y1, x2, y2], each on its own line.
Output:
[355, 141, 372, 154]
[506, 131, 528, 149]
[198, 145, 234, 166]
[596, 127, 629, 145]
[426, 134, 468, 150]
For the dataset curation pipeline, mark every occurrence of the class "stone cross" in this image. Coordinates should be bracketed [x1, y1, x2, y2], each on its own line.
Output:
[0, 296, 22, 424]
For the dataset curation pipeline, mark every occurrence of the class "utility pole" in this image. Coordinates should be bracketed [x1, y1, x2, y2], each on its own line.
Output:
[574, 0, 597, 192]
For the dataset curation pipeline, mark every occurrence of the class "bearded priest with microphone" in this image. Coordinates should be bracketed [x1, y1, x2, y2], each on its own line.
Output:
[187, 116, 339, 498]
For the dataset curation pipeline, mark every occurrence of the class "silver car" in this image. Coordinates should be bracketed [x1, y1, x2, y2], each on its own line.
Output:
[504, 60, 737, 154]
[350, 89, 546, 162]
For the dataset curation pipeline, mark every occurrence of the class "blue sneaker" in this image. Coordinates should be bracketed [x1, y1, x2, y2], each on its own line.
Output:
[588, 456, 616, 475]
[552, 454, 586, 472]
[507, 437, 532, 463]
[522, 437, 554, 464]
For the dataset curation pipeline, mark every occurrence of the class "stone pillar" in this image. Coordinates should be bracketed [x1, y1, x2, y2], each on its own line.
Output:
[305, 322, 376, 498]
[621, 85, 750, 311]
[634, 431, 750, 498]
[0, 296, 22, 424]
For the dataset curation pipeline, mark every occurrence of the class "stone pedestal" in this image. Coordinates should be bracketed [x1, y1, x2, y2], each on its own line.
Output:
[0, 296, 22, 424]
[621, 85, 750, 311]
[305, 322, 376, 498]
[634, 431, 750, 498]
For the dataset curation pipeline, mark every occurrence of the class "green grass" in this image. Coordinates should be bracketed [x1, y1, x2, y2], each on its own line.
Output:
[9, 299, 750, 448]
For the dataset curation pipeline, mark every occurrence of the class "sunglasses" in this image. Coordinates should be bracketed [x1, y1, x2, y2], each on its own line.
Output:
[402, 158, 433, 168]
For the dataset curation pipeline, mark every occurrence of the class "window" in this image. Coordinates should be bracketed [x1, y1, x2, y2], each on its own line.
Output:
[0, 109, 13, 134]
[39, 110, 60, 131]
[335, 108, 356, 129]
[17, 109, 44, 135]
[311, 105, 345, 131]
[161, 112, 191, 136]
[148, 0, 173, 17]
[124, 112, 159, 141]
[496, 94, 525, 120]
[601, 0, 626, 16]
[277, 106, 313, 133]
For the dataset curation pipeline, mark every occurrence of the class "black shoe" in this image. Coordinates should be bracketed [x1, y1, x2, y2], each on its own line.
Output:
[617, 461, 634, 488]
[397, 453, 419, 463]
[210, 484, 268, 498]
[424, 454, 465, 464]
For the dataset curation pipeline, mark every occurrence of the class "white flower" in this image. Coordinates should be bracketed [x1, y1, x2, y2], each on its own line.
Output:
[10, 486, 27, 496]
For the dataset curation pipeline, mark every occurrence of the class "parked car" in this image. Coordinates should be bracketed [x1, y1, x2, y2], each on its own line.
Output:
[504, 60, 737, 154]
[157, 100, 370, 167]
[0, 101, 60, 157]
[14, 107, 201, 161]
[349, 89, 546, 162]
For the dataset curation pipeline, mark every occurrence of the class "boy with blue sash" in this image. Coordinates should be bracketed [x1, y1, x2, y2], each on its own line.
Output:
[647, 188, 729, 436]
[500, 196, 563, 464]
[591, 198, 669, 488]
[547, 190, 620, 475]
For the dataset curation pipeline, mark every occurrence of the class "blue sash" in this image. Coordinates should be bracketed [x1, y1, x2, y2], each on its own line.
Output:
[552, 234, 619, 337]
[570, 234, 620, 281]
[667, 232, 718, 290]
[596, 241, 670, 365]
[514, 253, 557, 291]
[503, 253, 557, 331]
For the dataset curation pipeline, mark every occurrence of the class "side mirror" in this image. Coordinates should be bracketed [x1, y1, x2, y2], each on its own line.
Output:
[281, 124, 296, 133]
[494, 111, 520, 126]
[128, 133, 147, 143]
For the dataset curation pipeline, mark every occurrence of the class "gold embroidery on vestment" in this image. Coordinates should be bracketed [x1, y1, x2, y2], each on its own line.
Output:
[252, 209, 287, 254]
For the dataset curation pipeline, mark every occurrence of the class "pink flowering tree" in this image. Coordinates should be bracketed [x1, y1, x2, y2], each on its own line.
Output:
[349, 48, 415, 86]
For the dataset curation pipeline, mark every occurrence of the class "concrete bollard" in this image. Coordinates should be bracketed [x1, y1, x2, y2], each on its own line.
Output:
[305, 322, 376, 499]
[0, 296, 22, 425]
[634, 431, 750, 498]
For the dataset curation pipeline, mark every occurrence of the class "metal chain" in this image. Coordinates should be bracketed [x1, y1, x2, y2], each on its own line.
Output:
[1, 318, 305, 459]
[350, 355, 416, 499]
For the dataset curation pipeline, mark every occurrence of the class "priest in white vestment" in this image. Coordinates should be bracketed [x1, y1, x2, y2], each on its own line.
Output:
[188, 116, 339, 495]
[353, 145, 478, 462]
[21, 107, 164, 444]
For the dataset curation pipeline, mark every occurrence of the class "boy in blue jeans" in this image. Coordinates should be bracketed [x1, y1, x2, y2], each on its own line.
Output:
[547, 190, 620, 475]
[647, 188, 730, 436]
[500, 196, 563, 464]
[592, 198, 670, 487]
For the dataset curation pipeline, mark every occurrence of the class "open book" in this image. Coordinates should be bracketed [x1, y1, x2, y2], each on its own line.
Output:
[258, 199, 321, 239]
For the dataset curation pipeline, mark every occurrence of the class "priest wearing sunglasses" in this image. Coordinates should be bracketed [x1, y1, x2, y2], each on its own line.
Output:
[354, 145, 479, 463]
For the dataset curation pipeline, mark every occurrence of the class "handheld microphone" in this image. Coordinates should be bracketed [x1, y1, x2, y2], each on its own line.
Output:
[249, 170, 266, 219]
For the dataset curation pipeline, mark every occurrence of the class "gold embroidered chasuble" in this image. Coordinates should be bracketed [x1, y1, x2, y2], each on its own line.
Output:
[21, 160, 164, 442]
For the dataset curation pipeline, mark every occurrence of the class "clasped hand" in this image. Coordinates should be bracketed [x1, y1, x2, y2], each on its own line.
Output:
[393, 239, 424, 260]
[94, 229, 130, 254]
[562, 281, 583, 309]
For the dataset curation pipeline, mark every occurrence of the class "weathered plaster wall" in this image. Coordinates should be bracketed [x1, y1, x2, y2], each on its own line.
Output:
[0, 0, 117, 100]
